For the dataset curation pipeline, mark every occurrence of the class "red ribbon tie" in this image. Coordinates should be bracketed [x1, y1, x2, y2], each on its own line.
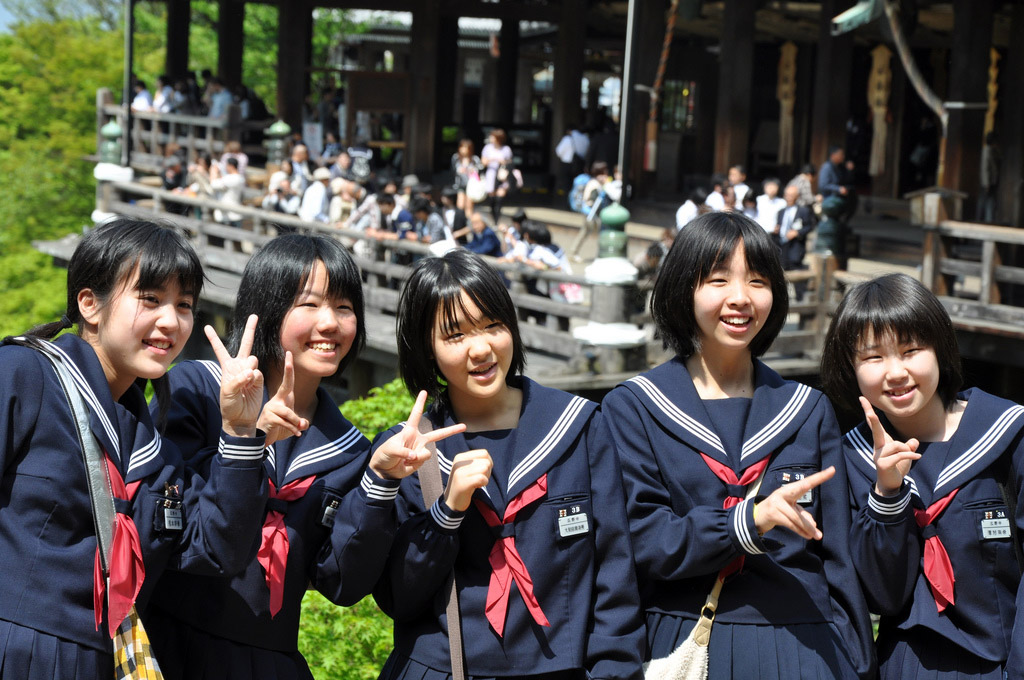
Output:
[914, 488, 958, 613]
[473, 473, 551, 637]
[93, 455, 144, 638]
[257, 476, 316, 617]
[699, 453, 771, 578]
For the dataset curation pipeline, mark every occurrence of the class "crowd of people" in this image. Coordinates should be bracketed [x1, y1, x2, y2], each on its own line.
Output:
[2, 209, 1021, 680]
[130, 71, 269, 121]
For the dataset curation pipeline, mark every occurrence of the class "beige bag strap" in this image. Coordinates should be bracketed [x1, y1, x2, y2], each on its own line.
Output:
[692, 460, 770, 647]
[416, 417, 467, 680]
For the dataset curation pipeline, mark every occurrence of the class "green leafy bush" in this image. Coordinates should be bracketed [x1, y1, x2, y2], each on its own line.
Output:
[340, 378, 415, 440]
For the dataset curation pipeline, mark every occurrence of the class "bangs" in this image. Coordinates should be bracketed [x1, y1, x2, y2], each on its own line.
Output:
[129, 229, 204, 298]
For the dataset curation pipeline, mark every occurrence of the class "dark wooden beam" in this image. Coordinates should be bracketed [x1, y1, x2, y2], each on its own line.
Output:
[940, 0, 993, 204]
[277, 0, 312, 129]
[999, 2, 1024, 226]
[551, 0, 586, 176]
[165, 0, 191, 80]
[219, 0, 245, 87]
[809, 0, 855, 171]
[624, 0, 664, 198]
[408, 0, 439, 175]
[713, 0, 756, 173]
[496, 19, 520, 124]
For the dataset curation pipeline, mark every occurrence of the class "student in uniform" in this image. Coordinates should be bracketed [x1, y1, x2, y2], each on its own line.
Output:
[821, 273, 1024, 680]
[372, 248, 644, 680]
[600, 211, 874, 680]
[145, 233, 457, 680]
[0, 218, 268, 679]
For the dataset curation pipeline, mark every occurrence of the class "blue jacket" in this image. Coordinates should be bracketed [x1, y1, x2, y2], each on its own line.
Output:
[373, 377, 645, 680]
[147, 360, 400, 652]
[601, 357, 875, 679]
[0, 335, 267, 652]
[845, 388, 1024, 677]
[463, 226, 503, 258]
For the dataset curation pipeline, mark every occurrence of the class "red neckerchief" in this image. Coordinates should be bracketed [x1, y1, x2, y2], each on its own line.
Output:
[914, 488, 959, 612]
[472, 473, 550, 637]
[699, 453, 771, 578]
[94, 455, 143, 638]
[257, 476, 316, 617]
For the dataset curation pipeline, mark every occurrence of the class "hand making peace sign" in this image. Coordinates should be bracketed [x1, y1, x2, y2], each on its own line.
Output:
[370, 390, 468, 481]
[257, 351, 309, 447]
[860, 396, 920, 497]
[205, 314, 264, 439]
[754, 466, 836, 541]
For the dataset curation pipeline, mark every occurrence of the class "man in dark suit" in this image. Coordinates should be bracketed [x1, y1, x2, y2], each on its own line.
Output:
[775, 184, 815, 299]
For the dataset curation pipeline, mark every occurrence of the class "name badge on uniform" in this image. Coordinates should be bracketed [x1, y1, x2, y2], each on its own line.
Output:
[981, 509, 1011, 540]
[321, 499, 340, 528]
[781, 472, 813, 505]
[161, 483, 183, 531]
[557, 504, 589, 539]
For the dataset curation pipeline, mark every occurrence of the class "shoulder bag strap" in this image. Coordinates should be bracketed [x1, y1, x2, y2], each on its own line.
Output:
[417, 418, 467, 680]
[999, 477, 1024, 576]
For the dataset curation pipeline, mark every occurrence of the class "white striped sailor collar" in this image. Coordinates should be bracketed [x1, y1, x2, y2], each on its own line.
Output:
[32, 334, 165, 483]
[429, 376, 596, 506]
[844, 387, 1024, 504]
[195, 360, 368, 486]
[623, 357, 817, 472]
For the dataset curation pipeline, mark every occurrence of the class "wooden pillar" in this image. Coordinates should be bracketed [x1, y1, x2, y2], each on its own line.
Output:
[810, 0, 855, 169]
[277, 0, 312, 130]
[624, 0, 665, 197]
[713, 0, 756, 174]
[496, 20, 520, 124]
[872, 58, 906, 198]
[999, 2, 1024, 226]
[551, 0, 585, 176]
[409, 1, 439, 175]
[514, 59, 534, 124]
[218, 0, 244, 87]
[436, 15, 458, 165]
[165, 0, 191, 80]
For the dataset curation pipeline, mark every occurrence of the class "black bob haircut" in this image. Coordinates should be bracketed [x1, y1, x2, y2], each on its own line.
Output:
[397, 249, 525, 408]
[229, 234, 366, 373]
[650, 211, 789, 359]
[820, 273, 962, 414]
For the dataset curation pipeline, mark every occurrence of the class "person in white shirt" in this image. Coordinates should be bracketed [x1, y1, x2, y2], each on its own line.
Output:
[206, 77, 235, 119]
[130, 80, 153, 112]
[209, 157, 246, 226]
[675, 187, 709, 229]
[299, 167, 332, 223]
[554, 125, 590, 193]
[728, 164, 750, 205]
[152, 76, 174, 113]
[705, 174, 727, 211]
[755, 178, 787, 234]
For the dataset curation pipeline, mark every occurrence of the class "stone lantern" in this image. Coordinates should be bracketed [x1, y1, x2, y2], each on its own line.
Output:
[264, 120, 292, 165]
[100, 120, 123, 165]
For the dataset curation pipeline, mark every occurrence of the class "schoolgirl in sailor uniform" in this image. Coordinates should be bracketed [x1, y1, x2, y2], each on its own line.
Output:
[0, 218, 268, 680]
[372, 249, 644, 680]
[821, 273, 1024, 680]
[146, 234, 439, 680]
[600, 212, 874, 680]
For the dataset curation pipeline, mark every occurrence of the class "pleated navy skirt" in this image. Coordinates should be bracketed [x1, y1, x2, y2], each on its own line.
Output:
[378, 650, 583, 680]
[0, 619, 111, 680]
[877, 628, 1004, 680]
[145, 614, 313, 680]
[646, 612, 858, 680]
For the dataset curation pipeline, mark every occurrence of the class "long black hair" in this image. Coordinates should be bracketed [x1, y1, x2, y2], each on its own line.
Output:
[228, 234, 366, 373]
[397, 249, 525, 409]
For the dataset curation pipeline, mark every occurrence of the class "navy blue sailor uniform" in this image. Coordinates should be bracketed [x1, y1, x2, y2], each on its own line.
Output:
[845, 388, 1024, 680]
[144, 359, 401, 680]
[372, 377, 645, 680]
[0, 334, 267, 680]
[600, 357, 874, 680]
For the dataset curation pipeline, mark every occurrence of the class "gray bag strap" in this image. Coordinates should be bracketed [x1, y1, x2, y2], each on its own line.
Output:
[416, 417, 467, 680]
[13, 337, 117, 573]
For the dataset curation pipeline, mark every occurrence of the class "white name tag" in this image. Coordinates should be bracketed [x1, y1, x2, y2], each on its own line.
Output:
[164, 507, 183, 531]
[981, 517, 1011, 540]
[558, 512, 589, 538]
[781, 472, 813, 505]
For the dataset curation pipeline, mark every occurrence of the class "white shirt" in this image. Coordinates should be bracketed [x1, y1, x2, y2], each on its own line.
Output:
[676, 200, 699, 229]
[152, 86, 174, 113]
[733, 182, 750, 205]
[131, 89, 153, 112]
[299, 181, 330, 223]
[756, 195, 787, 233]
[706, 191, 725, 211]
[555, 130, 590, 164]
[208, 89, 234, 118]
[210, 172, 245, 223]
[778, 205, 802, 244]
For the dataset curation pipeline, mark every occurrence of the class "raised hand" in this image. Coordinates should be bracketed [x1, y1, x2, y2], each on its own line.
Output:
[860, 396, 920, 496]
[257, 351, 309, 447]
[370, 390, 467, 481]
[443, 449, 493, 512]
[205, 314, 263, 438]
[754, 467, 836, 540]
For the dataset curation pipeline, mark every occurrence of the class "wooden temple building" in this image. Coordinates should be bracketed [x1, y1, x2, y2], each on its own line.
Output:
[142, 0, 1024, 224]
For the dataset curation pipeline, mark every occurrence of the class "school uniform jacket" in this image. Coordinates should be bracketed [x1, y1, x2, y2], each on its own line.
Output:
[600, 357, 874, 679]
[372, 378, 645, 680]
[148, 360, 400, 652]
[845, 388, 1024, 677]
[0, 334, 267, 652]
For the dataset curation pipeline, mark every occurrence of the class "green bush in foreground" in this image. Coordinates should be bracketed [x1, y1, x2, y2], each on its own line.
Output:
[299, 378, 415, 679]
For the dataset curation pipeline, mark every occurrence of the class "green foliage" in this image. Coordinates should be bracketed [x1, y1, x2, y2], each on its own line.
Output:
[298, 592, 393, 680]
[340, 377, 415, 439]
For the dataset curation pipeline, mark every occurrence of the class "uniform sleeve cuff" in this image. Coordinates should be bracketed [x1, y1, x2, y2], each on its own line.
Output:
[360, 469, 401, 502]
[217, 430, 267, 461]
[867, 482, 913, 522]
[428, 497, 465, 533]
[729, 497, 768, 555]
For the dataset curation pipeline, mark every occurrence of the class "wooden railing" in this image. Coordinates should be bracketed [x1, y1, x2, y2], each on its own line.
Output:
[96, 88, 272, 174]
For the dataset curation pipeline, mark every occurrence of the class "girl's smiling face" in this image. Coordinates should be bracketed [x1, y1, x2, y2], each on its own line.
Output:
[431, 292, 513, 406]
[279, 260, 358, 379]
[82, 267, 195, 398]
[691, 241, 773, 355]
[854, 328, 942, 425]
